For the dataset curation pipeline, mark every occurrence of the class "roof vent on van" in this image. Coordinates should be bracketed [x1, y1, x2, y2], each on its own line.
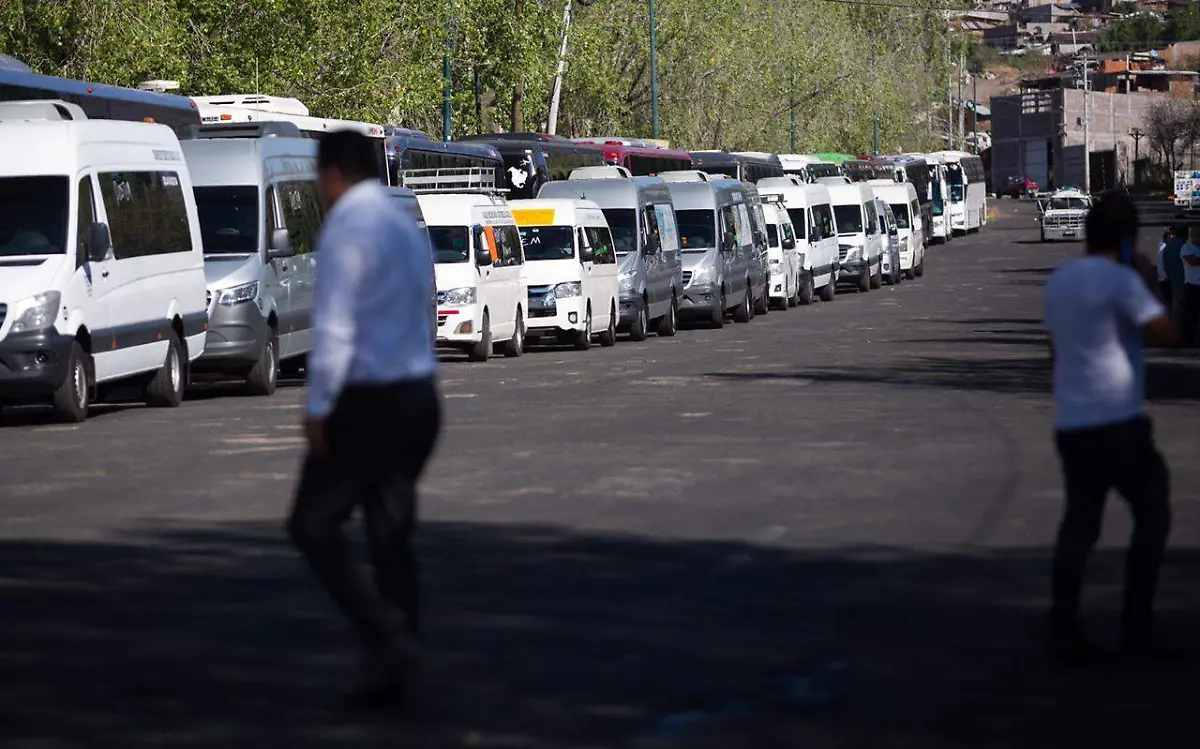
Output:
[756, 176, 804, 189]
[185, 121, 304, 140]
[657, 170, 715, 183]
[191, 94, 310, 117]
[0, 99, 88, 122]
[568, 165, 632, 180]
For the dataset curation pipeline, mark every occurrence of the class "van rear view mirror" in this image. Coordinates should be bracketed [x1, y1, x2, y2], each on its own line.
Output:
[782, 235, 796, 250]
[87, 222, 112, 263]
[268, 229, 295, 258]
[580, 245, 595, 262]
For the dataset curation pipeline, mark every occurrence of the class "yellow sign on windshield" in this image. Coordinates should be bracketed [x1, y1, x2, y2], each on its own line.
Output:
[511, 208, 557, 226]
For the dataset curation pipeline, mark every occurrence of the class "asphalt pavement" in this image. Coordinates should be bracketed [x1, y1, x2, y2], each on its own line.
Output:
[1, 200, 1198, 749]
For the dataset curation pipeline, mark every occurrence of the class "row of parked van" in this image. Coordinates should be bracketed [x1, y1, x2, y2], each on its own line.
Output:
[0, 98, 949, 424]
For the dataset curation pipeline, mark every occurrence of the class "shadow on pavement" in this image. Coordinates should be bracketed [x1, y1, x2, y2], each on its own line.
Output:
[0, 521, 1196, 748]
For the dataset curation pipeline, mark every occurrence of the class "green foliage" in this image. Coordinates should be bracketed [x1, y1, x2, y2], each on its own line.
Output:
[0, 0, 958, 153]
[1169, 4, 1200, 43]
[1098, 12, 1164, 53]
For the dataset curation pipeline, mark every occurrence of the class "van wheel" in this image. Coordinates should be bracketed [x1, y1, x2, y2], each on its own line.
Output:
[575, 308, 593, 351]
[733, 288, 752, 323]
[797, 271, 813, 305]
[915, 257, 925, 277]
[819, 278, 836, 302]
[754, 287, 770, 315]
[245, 334, 279, 396]
[869, 260, 883, 289]
[52, 341, 91, 423]
[599, 302, 618, 347]
[502, 309, 524, 357]
[904, 266, 915, 280]
[857, 266, 870, 293]
[656, 296, 678, 337]
[145, 331, 185, 408]
[468, 311, 492, 362]
[629, 300, 649, 341]
[711, 292, 726, 329]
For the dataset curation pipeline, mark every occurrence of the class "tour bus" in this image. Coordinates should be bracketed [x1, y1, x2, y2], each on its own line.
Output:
[756, 176, 840, 302]
[916, 153, 953, 244]
[867, 180, 925, 280]
[778, 154, 842, 183]
[692, 151, 785, 183]
[843, 158, 895, 183]
[827, 181, 884, 292]
[180, 121, 322, 396]
[460, 133, 607, 200]
[661, 172, 762, 327]
[538, 168, 682, 340]
[575, 141, 693, 176]
[929, 150, 987, 235]
[0, 100, 208, 422]
[0, 65, 201, 137]
[760, 196, 803, 308]
[414, 168, 527, 362]
[509, 199, 620, 349]
[386, 135, 504, 190]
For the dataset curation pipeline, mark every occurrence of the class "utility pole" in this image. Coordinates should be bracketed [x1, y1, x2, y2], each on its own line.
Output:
[946, 43, 954, 146]
[871, 51, 880, 155]
[649, 0, 660, 140]
[1083, 53, 1091, 193]
[789, 69, 796, 153]
[1130, 127, 1144, 187]
[442, 3, 452, 141]
[957, 49, 966, 150]
[972, 71, 979, 154]
[546, 0, 573, 135]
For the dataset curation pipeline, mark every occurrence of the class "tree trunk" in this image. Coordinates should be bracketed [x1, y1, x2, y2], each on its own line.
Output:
[511, 0, 526, 132]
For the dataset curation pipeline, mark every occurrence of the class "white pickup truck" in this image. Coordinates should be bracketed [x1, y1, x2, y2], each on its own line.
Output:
[1038, 187, 1091, 242]
[1174, 170, 1200, 215]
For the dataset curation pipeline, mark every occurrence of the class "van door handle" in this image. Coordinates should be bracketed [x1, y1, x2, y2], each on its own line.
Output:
[101, 270, 110, 278]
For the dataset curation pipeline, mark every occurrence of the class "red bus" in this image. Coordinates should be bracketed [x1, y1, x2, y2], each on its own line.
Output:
[573, 139, 693, 176]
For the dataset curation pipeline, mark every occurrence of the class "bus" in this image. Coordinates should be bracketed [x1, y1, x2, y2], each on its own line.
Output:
[572, 139, 693, 176]
[778, 154, 842, 183]
[691, 151, 785, 183]
[386, 135, 504, 192]
[928, 151, 987, 234]
[842, 158, 896, 183]
[0, 65, 201, 137]
[459, 133, 607, 199]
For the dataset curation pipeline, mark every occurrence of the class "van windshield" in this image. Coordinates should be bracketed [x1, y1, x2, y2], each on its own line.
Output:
[428, 225, 471, 263]
[786, 209, 807, 239]
[833, 204, 864, 235]
[519, 225, 575, 261]
[0, 176, 68, 256]
[889, 204, 910, 228]
[674, 209, 716, 252]
[601, 208, 638, 255]
[193, 186, 259, 255]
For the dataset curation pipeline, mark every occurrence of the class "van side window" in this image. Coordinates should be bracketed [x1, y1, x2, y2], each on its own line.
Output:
[98, 171, 192, 259]
[277, 181, 323, 255]
[864, 201, 879, 235]
[814, 204, 835, 240]
[653, 204, 679, 252]
[495, 224, 523, 266]
[782, 220, 795, 246]
[641, 205, 659, 252]
[585, 226, 615, 264]
[76, 176, 95, 267]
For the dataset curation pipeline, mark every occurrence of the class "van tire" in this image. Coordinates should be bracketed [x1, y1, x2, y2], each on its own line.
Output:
[468, 312, 491, 362]
[52, 342, 91, 423]
[915, 256, 925, 277]
[734, 288, 752, 323]
[656, 296, 678, 337]
[869, 260, 883, 289]
[629, 300, 649, 341]
[502, 309, 524, 358]
[754, 287, 770, 315]
[819, 279, 836, 302]
[575, 308, 593, 351]
[798, 271, 814, 305]
[145, 331, 185, 408]
[245, 334, 279, 396]
[711, 292, 726, 329]
[599, 303, 618, 347]
[857, 266, 870, 293]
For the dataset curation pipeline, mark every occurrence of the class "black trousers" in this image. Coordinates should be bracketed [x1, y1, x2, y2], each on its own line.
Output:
[287, 377, 441, 649]
[1052, 417, 1170, 640]
[1184, 283, 1200, 346]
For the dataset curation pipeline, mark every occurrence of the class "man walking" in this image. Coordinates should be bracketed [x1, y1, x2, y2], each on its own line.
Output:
[1181, 227, 1200, 345]
[1043, 191, 1182, 665]
[287, 131, 440, 706]
[1162, 225, 1188, 327]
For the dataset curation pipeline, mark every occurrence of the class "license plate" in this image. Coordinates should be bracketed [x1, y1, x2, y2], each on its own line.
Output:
[1063, 232, 1076, 237]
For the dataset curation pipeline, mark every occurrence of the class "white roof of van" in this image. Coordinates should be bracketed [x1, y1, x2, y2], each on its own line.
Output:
[867, 181, 916, 201]
[417, 193, 512, 225]
[825, 182, 873, 205]
[0, 119, 182, 177]
[509, 198, 605, 225]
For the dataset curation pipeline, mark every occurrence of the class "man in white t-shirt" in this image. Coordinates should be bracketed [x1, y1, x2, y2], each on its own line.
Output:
[1043, 190, 1182, 665]
[1181, 228, 1200, 344]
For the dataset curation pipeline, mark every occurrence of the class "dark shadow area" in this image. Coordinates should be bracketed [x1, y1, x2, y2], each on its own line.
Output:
[947, 317, 1042, 327]
[0, 521, 1195, 749]
[997, 267, 1058, 275]
[892, 335, 1048, 348]
[0, 402, 140, 428]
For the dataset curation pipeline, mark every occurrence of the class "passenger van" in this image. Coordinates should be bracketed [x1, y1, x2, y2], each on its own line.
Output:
[744, 188, 773, 316]
[0, 100, 207, 422]
[509, 199, 620, 349]
[756, 177, 839, 302]
[180, 121, 321, 395]
[827, 182, 884, 292]
[875, 198, 903, 286]
[760, 197, 802, 308]
[867, 180, 925, 280]
[661, 172, 759, 327]
[419, 193, 527, 361]
[538, 171, 682, 341]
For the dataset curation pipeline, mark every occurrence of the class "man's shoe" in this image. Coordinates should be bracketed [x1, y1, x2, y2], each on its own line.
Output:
[341, 633, 420, 710]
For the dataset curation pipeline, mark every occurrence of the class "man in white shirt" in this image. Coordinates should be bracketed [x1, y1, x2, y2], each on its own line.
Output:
[1180, 227, 1200, 345]
[1156, 229, 1172, 304]
[286, 131, 440, 707]
[1043, 190, 1182, 665]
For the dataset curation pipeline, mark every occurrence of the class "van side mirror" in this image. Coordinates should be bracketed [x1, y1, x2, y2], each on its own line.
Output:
[268, 229, 294, 259]
[87, 222, 112, 263]
[580, 245, 595, 262]
[782, 235, 796, 250]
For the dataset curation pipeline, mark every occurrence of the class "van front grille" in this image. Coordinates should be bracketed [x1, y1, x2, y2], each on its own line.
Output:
[681, 271, 692, 286]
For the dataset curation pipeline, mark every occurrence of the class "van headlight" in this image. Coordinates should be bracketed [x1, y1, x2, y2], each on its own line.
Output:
[217, 281, 259, 306]
[441, 287, 477, 306]
[553, 281, 582, 298]
[689, 265, 716, 286]
[619, 271, 636, 294]
[8, 291, 61, 333]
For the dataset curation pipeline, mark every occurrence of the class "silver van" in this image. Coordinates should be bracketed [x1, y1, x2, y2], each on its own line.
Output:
[538, 173, 682, 340]
[181, 121, 322, 395]
[663, 174, 760, 327]
[744, 187, 772, 315]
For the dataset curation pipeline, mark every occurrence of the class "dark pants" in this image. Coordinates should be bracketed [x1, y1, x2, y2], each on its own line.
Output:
[1159, 280, 1172, 309]
[1052, 417, 1170, 641]
[287, 378, 441, 649]
[1184, 283, 1200, 346]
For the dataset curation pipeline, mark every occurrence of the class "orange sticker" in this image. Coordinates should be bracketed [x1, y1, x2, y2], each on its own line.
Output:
[483, 226, 499, 263]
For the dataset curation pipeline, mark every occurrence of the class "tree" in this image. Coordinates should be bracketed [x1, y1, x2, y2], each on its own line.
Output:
[1098, 12, 1165, 53]
[1145, 99, 1199, 175]
[1169, 3, 1200, 43]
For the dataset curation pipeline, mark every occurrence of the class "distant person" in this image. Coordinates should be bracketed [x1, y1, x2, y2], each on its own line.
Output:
[1181, 226, 1200, 345]
[1163, 226, 1189, 325]
[286, 130, 441, 708]
[1157, 229, 1172, 305]
[1042, 191, 1183, 665]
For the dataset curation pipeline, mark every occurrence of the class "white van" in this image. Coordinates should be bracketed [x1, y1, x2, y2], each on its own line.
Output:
[827, 182, 884, 293]
[868, 180, 925, 280]
[419, 193, 527, 361]
[759, 199, 802, 308]
[0, 100, 207, 422]
[510, 199, 620, 349]
[757, 177, 840, 302]
[181, 121, 321, 395]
